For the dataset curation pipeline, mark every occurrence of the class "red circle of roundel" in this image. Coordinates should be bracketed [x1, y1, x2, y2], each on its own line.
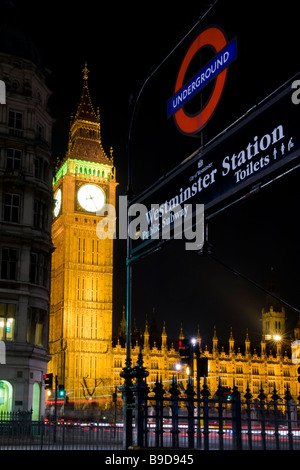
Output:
[174, 27, 228, 135]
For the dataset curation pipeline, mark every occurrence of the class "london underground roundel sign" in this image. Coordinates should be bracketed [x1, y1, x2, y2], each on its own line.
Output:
[167, 26, 237, 135]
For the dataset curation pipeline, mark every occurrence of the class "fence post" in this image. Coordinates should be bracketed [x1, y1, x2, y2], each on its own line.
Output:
[201, 376, 210, 450]
[231, 383, 242, 450]
[215, 378, 224, 451]
[244, 382, 253, 450]
[131, 347, 149, 449]
[271, 384, 280, 451]
[258, 383, 266, 450]
[153, 375, 165, 448]
[169, 375, 180, 448]
[185, 377, 195, 449]
[120, 358, 134, 449]
[284, 384, 294, 451]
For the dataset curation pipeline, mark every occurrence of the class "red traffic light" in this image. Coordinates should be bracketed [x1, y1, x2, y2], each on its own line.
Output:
[178, 339, 191, 363]
[44, 373, 53, 390]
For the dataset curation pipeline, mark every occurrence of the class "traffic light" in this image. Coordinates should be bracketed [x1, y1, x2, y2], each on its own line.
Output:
[58, 384, 65, 398]
[178, 339, 192, 364]
[223, 386, 232, 400]
[199, 357, 208, 377]
[44, 373, 53, 390]
[298, 366, 300, 383]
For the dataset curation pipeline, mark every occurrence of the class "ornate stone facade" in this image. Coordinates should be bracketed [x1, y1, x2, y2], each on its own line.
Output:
[0, 3, 53, 418]
[48, 65, 117, 406]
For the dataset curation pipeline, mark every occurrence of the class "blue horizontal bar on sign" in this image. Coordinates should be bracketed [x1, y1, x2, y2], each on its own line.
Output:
[167, 39, 237, 118]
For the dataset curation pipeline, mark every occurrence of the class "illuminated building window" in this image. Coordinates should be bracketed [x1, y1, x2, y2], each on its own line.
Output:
[96, 240, 100, 264]
[77, 237, 86, 263]
[82, 239, 85, 263]
[0, 304, 15, 341]
[76, 315, 79, 337]
[237, 379, 243, 389]
[76, 315, 84, 338]
[77, 277, 80, 300]
[82, 278, 85, 300]
[268, 382, 275, 394]
[95, 279, 99, 302]
[75, 355, 80, 377]
[91, 239, 100, 265]
[253, 381, 259, 394]
[76, 277, 88, 302]
[27, 308, 47, 346]
[91, 315, 97, 339]
[114, 359, 122, 368]
[91, 277, 95, 301]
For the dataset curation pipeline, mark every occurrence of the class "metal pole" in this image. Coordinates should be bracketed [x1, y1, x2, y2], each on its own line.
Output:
[123, 2, 218, 450]
[53, 375, 57, 444]
[120, 248, 134, 449]
[195, 346, 201, 448]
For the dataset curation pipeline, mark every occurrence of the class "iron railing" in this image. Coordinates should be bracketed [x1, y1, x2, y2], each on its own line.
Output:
[1, 372, 300, 450]
[120, 349, 300, 451]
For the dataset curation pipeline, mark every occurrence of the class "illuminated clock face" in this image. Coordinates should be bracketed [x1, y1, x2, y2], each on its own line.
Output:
[77, 184, 105, 212]
[53, 188, 62, 217]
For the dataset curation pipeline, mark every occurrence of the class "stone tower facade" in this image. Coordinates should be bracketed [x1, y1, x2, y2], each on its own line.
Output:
[48, 65, 117, 407]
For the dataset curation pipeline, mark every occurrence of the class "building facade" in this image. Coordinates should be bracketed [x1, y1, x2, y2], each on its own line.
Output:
[0, 11, 53, 418]
[112, 307, 299, 404]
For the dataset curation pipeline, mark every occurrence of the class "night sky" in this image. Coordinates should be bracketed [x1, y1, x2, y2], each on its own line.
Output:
[8, 0, 300, 347]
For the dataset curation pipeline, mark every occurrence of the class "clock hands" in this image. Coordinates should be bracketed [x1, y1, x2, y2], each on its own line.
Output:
[85, 194, 99, 210]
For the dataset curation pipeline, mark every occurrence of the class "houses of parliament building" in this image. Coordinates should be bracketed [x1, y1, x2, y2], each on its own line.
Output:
[0, 5, 299, 418]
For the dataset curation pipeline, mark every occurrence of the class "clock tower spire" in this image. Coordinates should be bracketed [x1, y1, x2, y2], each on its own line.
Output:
[67, 62, 111, 165]
[49, 65, 118, 408]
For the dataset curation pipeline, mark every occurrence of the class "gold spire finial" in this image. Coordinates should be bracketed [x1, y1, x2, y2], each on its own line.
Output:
[83, 62, 89, 81]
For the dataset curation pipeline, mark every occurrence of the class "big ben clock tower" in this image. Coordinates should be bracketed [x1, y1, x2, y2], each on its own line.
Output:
[49, 64, 117, 407]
